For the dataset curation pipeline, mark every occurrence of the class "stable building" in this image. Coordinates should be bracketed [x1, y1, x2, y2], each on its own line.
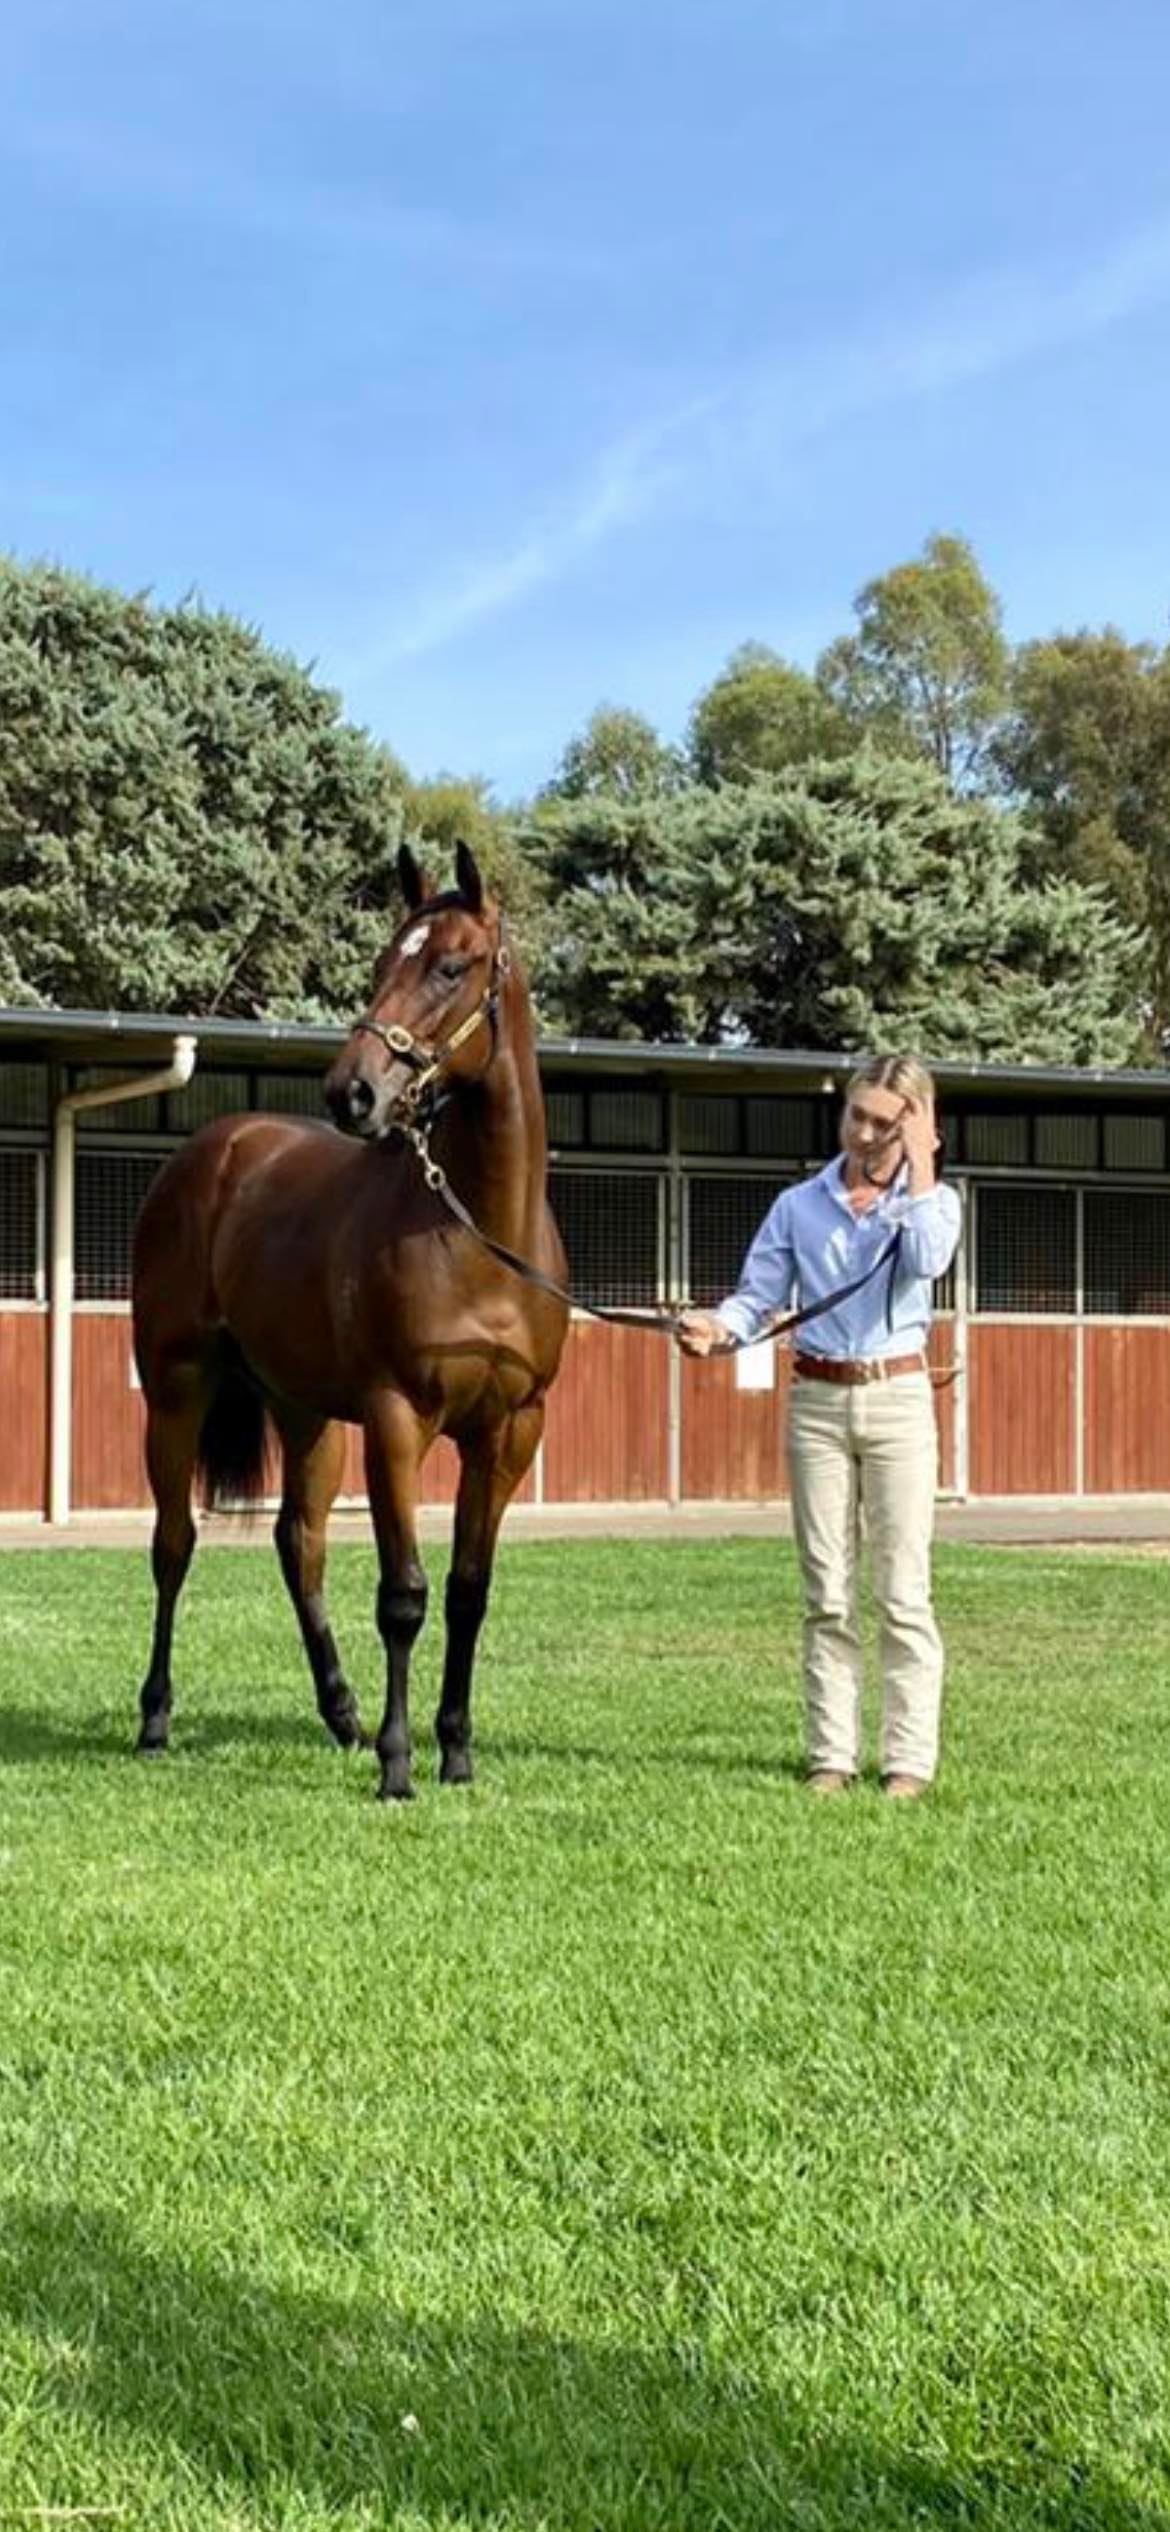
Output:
[2, 1004, 1170, 1520]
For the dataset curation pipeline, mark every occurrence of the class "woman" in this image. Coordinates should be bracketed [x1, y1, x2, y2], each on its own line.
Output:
[678, 1056, 961, 1798]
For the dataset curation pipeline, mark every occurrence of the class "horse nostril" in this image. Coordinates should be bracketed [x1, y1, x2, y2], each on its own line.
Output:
[347, 1074, 376, 1121]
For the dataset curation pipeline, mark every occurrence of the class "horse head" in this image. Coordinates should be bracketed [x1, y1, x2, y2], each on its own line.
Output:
[325, 841, 510, 1140]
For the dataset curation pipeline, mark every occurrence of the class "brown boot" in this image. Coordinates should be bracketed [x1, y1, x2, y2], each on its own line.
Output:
[881, 1773, 930, 1800]
[806, 1769, 855, 1796]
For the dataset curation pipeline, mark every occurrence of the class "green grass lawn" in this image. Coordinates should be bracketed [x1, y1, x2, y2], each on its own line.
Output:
[1, 1535, 1170, 2532]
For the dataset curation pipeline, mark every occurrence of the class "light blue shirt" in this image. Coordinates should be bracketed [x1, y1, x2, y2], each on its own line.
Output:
[715, 1157, 962, 1359]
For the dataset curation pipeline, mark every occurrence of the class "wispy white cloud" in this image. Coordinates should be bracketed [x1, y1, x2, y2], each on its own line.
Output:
[351, 213, 1170, 667]
[358, 405, 715, 669]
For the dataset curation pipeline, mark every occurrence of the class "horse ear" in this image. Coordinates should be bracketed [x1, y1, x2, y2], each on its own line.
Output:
[397, 842, 428, 910]
[454, 839, 483, 913]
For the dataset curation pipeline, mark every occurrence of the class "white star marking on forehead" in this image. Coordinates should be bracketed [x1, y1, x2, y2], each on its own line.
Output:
[398, 922, 431, 960]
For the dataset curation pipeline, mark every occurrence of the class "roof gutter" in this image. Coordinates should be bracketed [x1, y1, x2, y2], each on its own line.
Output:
[50, 1036, 198, 1524]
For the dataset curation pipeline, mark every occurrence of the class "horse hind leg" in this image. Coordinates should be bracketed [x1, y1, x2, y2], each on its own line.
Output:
[137, 1373, 206, 1754]
[273, 1414, 366, 1750]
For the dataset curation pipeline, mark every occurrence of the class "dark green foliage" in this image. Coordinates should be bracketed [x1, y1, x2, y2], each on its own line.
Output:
[0, 559, 410, 1018]
[816, 533, 1010, 785]
[541, 703, 684, 805]
[689, 642, 852, 784]
[995, 630, 1170, 1044]
[523, 753, 1145, 1060]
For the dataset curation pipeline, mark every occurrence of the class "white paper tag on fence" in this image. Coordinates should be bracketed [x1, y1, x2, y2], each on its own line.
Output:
[735, 1343, 775, 1392]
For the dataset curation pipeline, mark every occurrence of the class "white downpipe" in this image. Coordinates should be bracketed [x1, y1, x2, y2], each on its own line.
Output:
[50, 1035, 198, 1525]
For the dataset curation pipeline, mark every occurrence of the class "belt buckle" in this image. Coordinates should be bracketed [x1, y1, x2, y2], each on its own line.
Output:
[867, 1359, 887, 1384]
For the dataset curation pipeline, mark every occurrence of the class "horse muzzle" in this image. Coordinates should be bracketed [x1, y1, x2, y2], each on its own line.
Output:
[324, 1057, 415, 1140]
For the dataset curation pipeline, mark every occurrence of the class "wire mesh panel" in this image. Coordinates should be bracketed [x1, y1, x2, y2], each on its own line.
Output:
[687, 1174, 784, 1307]
[1084, 1190, 1170, 1314]
[548, 1169, 663, 1307]
[974, 1185, 1076, 1313]
[0, 1151, 41, 1299]
[1034, 1113, 1098, 1171]
[1103, 1113, 1165, 1172]
[0, 1063, 49, 1129]
[77, 1151, 169, 1300]
[165, 1071, 252, 1133]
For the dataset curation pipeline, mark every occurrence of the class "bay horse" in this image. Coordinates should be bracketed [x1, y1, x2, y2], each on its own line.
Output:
[131, 841, 569, 1799]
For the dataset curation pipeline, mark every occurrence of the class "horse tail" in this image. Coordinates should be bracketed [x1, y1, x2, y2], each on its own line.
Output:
[196, 1339, 271, 1513]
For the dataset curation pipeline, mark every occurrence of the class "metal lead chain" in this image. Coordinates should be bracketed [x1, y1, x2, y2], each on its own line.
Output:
[405, 1123, 446, 1193]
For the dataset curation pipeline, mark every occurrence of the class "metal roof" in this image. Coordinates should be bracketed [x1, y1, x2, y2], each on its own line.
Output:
[0, 1003, 1167, 1103]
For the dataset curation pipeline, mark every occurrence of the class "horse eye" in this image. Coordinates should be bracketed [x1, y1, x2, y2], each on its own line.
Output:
[436, 956, 469, 983]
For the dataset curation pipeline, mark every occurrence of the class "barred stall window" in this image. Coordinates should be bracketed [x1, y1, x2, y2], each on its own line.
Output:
[744, 1096, 817, 1161]
[687, 1173, 786, 1308]
[1084, 1190, 1170, 1315]
[259, 1073, 329, 1118]
[548, 1169, 663, 1307]
[963, 1112, 1029, 1168]
[677, 1094, 740, 1156]
[544, 1085, 586, 1148]
[1034, 1113, 1098, 1170]
[0, 1151, 41, 1299]
[165, 1071, 251, 1134]
[76, 1151, 168, 1300]
[587, 1086, 665, 1152]
[0, 1063, 49, 1129]
[74, 1069, 163, 1134]
[932, 1255, 957, 1314]
[974, 1185, 1076, 1314]
[1103, 1113, 1165, 1172]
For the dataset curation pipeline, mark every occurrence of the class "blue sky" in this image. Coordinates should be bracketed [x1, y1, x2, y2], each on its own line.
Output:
[5, 0, 1170, 795]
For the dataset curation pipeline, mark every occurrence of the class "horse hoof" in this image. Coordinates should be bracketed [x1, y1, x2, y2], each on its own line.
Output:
[325, 1715, 369, 1752]
[135, 1737, 169, 1759]
[440, 1754, 473, 1787]
[376, 1767, 415, 1802]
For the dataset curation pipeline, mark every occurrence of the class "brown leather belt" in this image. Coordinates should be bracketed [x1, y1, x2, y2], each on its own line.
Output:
[793, 1351, 927, 1387]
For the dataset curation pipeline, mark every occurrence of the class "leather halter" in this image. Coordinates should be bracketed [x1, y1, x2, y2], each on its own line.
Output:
[351, 936, 511, 1118]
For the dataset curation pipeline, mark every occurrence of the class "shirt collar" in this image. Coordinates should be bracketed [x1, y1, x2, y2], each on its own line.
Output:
[821, 1152, 908, 1211]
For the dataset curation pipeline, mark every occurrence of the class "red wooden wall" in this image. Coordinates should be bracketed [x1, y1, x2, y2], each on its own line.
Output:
[2, 1308, 1169, 1513]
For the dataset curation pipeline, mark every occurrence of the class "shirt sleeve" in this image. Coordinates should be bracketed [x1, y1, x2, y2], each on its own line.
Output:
[896, 1182, 962, 1279]
[714, 1188, 797, 1343]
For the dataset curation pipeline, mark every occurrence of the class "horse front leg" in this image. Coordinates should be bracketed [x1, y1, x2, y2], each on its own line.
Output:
[438, 1403, 544, 1786]
[364, 1394, 430, 1802]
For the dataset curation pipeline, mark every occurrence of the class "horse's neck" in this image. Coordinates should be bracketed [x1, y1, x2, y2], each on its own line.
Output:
[437, 973, 547, 1252]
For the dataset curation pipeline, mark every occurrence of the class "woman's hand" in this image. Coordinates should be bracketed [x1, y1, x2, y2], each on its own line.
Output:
[899, 1094, 940, 1189]
[676, 1309, 736, 1358]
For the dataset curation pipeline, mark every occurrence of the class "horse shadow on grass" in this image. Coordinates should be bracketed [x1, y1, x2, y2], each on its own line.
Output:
[0, 2201, 1165, 2532]
[0, 1700, 804, 1788]
[0, 1701, 329, 1767]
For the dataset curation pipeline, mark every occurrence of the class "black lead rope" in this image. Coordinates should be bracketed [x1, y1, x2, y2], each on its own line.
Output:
[408, 1123, 904, 1351]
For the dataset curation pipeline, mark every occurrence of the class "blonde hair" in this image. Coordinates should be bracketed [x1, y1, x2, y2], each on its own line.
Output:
[844, 1053, 935, 1107]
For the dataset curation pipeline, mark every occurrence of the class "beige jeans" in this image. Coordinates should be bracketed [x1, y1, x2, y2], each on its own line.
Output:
[787, 1371, 943, 1783]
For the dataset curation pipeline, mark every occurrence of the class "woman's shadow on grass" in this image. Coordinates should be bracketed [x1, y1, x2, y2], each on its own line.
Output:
[0, 2200, 1165, 2532]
